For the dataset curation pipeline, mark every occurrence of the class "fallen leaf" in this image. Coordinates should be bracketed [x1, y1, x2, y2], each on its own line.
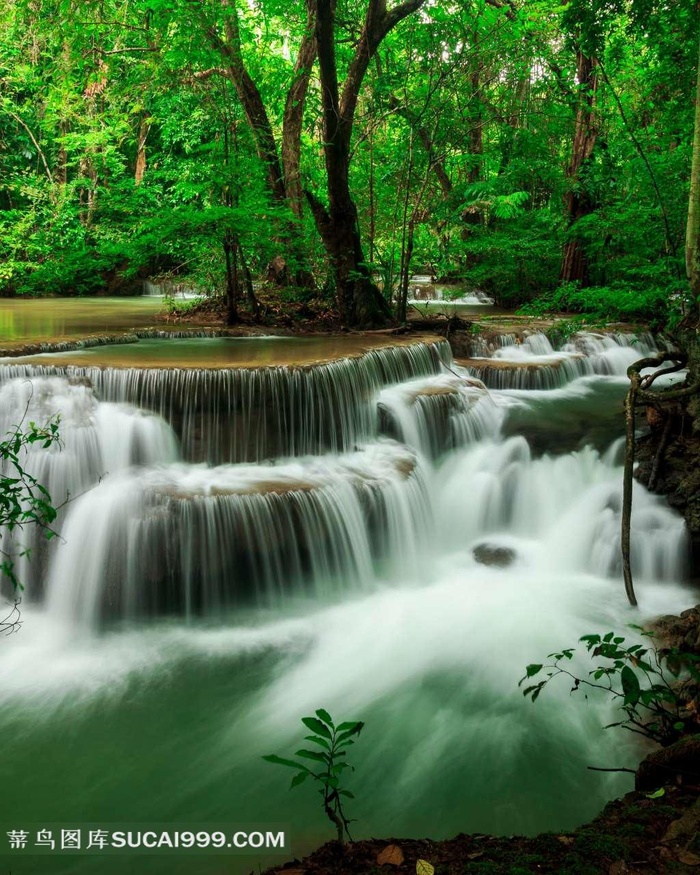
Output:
[608, 862, 628, 875]
[416, 861, 435, 875]
[678, 850, 700, 866]
[377, 844, 404, 866]
[467, 851, 484, 860]
[557, 836, 574, 845]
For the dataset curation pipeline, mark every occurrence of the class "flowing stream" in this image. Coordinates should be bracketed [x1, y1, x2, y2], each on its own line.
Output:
[0, 329, 694, 874]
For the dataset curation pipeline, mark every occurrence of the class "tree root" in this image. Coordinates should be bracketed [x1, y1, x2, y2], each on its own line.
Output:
[622, 352, 700, 606]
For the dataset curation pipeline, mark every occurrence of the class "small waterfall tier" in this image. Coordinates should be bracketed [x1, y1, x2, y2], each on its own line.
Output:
[377, 374, 504, 457]
[1, 339, 450, 463]
[436, 436, 687, 582]
[0, 376, 178, 597]
[458, 332, 659, 390]
[48, 441, 429, 628]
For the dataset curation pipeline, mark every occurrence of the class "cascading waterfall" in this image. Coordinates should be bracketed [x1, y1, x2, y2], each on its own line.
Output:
[377, 373, 504, 458]
[460, 332, 660, 390]
[435, 436, 687, 581]
[0, 326, 694, 871]
[48, 441, 429, 628]
[1, 341, 450, 463]
[0, 376, 178, 596]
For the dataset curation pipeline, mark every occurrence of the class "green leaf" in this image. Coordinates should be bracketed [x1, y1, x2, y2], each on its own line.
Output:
[336, 722, 364, 742]
[304, 734, 331, 751]
[525, 664, 543, 678]
[315, 709, 335, 728]
[620, 665, 641, 705]
[290, 771, 309, 789]
[336, 721, 363, 732]
[301, 717, 332, 739]
[262, 754, 309, 772]
[646, 788, 665, 799]
[295, 749, 327, 763]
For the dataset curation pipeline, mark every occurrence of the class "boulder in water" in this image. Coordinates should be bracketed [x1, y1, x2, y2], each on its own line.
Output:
[473, 543, 516, 567]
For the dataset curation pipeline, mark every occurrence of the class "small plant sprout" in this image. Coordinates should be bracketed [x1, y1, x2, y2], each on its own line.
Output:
[519, 629, 700, 746]
[262, 709, 364, 843]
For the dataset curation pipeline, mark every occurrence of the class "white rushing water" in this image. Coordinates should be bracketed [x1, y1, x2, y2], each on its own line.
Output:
[0, 331, 694, 875]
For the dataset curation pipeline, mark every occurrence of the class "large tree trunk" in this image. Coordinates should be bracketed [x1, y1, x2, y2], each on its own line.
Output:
[560, 51, 598, 285]
[282, 0, 316, 221]
[197, 0, 316, 287]
[208, 1, 287, 205]
[686, 34, 700, 308]
[311, 0, 425, 327]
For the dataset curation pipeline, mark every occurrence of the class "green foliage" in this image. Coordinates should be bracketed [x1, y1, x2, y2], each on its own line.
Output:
[519, 280, 684, 326]
[1, 419, 60, 633]
[161, 294, 204, 317]
[0, 0, 698, 316]
[520, 629, 700, 746]
[455, 213, 563, 308]
[263, 709, 364, 843]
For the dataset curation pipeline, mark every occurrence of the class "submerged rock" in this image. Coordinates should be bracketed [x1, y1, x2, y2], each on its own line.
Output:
[473, 543, 516, 567]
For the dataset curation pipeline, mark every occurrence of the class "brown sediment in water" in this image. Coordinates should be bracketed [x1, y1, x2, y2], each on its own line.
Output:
[455, 356, 574, 371]
[407, 384, 459, 398]
[156, 481, 318, 499]
[2, 333, 444, 369]
[153, 460, 417, 500]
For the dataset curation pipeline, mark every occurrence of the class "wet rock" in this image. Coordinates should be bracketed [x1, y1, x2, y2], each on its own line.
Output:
[636, 736, 700, 791]
[650, 605, 700, 652]
[473, 543, 516, 567]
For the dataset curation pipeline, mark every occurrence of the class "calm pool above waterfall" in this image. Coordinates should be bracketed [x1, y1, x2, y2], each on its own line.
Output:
[0, 322, 694, 875]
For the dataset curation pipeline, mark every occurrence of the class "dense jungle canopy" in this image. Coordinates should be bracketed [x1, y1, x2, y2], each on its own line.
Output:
[0, 0, 698, 326]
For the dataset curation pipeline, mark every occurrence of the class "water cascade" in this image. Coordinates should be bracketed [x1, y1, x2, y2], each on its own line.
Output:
[0, 376, 178, 596]
[460, 332, 660, 390]
[1, 340, 449, 463]
[48, 441, 429, 628]
[0, 328, 694, 874]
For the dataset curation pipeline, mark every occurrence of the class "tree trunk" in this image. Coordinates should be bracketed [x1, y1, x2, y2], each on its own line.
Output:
[135, 117, 149, 185]
[238, 241, 260, 320]
[397, 215, 416, 323]
[223, 231, 238, 325]
[310, 0, 425, 326]
[198, 0, 315, 287]
[686, 34, 700, 308]
[282, 0, 316, 221]
[560, 51, 598, 285]
[56, 120, 68, 186]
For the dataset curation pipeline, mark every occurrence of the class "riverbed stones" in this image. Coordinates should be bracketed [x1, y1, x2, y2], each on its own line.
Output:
[472, 543, 516, 567]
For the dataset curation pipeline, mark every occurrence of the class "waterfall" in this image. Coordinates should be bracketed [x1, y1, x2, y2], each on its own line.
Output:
[48, 441, 429, 628]
[459, 332, 660, 390]
[0, 323, 693, 849]
[1, 340, 450, 463]
[377, 374, 504, 457]
[435, 436, 688, 582]
[0, 376, 178, 597]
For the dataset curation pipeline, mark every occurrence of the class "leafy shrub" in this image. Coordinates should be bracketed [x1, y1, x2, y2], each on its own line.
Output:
[520, 629, 700, 746]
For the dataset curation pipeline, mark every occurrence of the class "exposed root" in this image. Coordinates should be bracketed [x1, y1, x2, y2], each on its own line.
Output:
[622, 352, 700, 606]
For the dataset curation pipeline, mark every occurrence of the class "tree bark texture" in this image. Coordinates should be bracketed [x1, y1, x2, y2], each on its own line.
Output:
[560, 50, 598, 285]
